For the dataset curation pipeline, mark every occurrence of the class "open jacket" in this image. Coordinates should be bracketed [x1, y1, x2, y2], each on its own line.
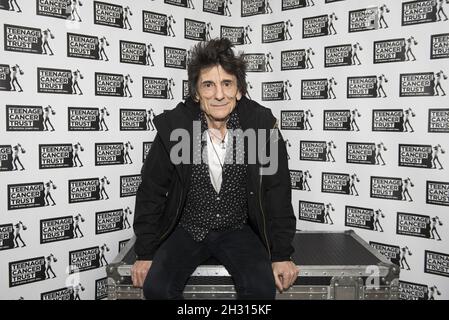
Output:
[133, 96, 296, 262]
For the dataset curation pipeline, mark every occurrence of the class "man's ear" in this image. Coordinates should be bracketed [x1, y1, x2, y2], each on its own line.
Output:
[236, 90, 242, 100]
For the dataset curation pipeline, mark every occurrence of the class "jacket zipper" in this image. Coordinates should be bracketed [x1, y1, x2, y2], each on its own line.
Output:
[258, 118, 279, 261]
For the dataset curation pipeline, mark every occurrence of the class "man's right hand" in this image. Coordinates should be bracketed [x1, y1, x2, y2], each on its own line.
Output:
[131, 260, 152, 287]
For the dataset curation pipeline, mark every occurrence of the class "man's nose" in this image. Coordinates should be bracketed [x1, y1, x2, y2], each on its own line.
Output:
[215, 84, 225, 100]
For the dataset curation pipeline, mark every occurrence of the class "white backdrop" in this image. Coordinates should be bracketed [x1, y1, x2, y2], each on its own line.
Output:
[0, 0, 448, 300]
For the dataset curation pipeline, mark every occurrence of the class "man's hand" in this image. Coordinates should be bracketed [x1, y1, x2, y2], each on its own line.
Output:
[272, 261, 299, 293]
[131, 260, 152, 288]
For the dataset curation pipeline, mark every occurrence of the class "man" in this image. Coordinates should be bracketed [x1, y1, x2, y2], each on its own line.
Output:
[132, 38, 297, 300]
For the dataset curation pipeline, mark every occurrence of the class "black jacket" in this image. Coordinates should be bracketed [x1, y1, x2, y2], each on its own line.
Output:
[133, 96, 296, 262]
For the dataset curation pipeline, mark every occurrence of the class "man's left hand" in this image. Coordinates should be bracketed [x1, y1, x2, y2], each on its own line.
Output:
[272, 261, 299, 293]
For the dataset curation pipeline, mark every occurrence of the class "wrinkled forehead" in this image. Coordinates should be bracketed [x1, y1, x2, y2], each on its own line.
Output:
[198, 64, 237, 83]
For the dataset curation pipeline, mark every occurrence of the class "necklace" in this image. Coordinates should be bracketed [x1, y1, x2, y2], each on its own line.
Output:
[208, 132, 225, 169]
[208, 128, 227, 149]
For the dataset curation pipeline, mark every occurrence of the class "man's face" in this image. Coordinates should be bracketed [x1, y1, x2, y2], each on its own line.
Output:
[196, 64, 242, 122]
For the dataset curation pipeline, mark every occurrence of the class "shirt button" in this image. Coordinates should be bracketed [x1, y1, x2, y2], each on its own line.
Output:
[216, 197, 220, 201]
[249, 191, 254, 195]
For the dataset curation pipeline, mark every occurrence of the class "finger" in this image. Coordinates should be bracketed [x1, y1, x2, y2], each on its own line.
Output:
[289, 272, 298, 288]
[273, 273, 283, 293]
[131, 267, 136, 286]
[137, 270, 145, 288]
[282, 273, 291, 289]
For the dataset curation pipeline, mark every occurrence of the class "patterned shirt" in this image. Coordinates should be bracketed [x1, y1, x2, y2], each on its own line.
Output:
[180, 109, 248, 241]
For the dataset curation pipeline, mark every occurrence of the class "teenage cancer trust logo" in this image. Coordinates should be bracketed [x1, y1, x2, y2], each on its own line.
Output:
[8, 181, 57, 210]
[9, 254, 57, 287]
[402, 0, 449, 26]
[400, 71, 447, 96]
[398, 144, 445, 169]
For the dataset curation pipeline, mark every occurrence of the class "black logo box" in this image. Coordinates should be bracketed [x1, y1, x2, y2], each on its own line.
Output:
[425, 250, 449, 278]
[426, 180, 449, 206]
[431, 33, 449, 60]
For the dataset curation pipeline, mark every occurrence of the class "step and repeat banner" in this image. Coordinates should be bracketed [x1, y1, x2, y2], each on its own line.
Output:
[1, 0, 448, 300]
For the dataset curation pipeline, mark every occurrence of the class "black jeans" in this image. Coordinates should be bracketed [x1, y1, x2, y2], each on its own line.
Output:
[143, 224, 276, 300]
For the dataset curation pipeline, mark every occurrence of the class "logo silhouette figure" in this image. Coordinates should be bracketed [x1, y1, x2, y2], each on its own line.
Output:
[436, 0, 449, 21]
[328, 13, 338, 34]
[373, 209, 384, 232]
[99, 176, 110, 200]
[8, 0, 21, 12]
[98, 36, 109, 61]
[405, 36, 417, 61]
[349, 174, 360, 196]
[167, 15, 176, 37]
[400, 246, 412, 270]
[146, 44, 155, 66]
[72, 69, 83, 95]
[12, 143, 25, 171]
[375, 142, 387, 166]
[146, 109, 155, 131]
[99, 244, 110, 266]
[377, 74, 388, 98]
[378, 4, 390, 28]
[303, 170, 312, 191]
[72, 283, 85, 300]
[324, 203, 334, 224]
[99, 107, 109, 131]
[265, 0, 273, 14]
[264, 52, 273, 72]
[73, 214, 85, 238]
[44, 180, 57, 206]
[432, 144, 445, 169]
[246, 81, 253, 100]
[244, 25, 252, 44]
[13, 221, 27, 248]
[326, 141, 336, 162]
[45, 254, 57, 278]
[41, 28, 55, 55]
[284, 20, 293, 40]
[304, 109, 313, 130]
[123, 74, 133, 98]
[351, 42, 363, 65]
[350, 109, 361, 131]
[283, 80, 292, 100]
[43, 105, 56, 131]
[328, 77, 337, 99]
[124, 141, 134, 164]
[434, 70, 447, 96]
[430, 216, 443, 240]
[224, 0, 232, 16]
[428, 286, 441, 300]
[70, 0, 82, 22]
[401, 178, 414, 202]
[305, 48, 314, 69]
[167, 78, 175, 99]
[123, 6, 132, 30]
[123, 207, 133, 229]
[72, 142, 84, 167]
[10, 64, 23, 92]
[206, 22, 213, 41]
[402, 108, 415, 132]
